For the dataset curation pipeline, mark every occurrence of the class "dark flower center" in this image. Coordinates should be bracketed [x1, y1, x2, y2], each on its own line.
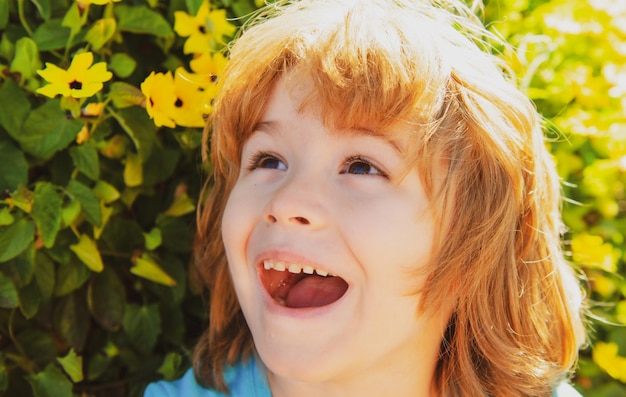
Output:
[69, 80, 83, 90]
[198, 25, 206, 34]
[174, 98, 183, 107]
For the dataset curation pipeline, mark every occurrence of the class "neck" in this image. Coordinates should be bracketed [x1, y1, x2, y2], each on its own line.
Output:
[266, 353, 439, 397]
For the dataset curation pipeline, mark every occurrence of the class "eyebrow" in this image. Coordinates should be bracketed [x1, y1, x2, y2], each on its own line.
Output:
[252, 120, 279, 134]
[252, 120, 403, 154]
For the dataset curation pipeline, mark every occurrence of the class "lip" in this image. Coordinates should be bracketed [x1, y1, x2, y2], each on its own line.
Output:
[253, 249, 350, 318]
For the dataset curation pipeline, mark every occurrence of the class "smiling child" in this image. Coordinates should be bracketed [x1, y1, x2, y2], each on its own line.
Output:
[144, 0, 586, 396]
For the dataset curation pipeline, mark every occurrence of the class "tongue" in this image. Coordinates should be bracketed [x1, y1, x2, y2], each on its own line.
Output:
[285, 275, 349, 308]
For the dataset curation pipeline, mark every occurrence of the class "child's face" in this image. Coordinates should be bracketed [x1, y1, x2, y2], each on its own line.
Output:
[222, 77, 448, 388]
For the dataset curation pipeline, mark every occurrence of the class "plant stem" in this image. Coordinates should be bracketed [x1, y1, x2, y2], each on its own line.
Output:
[17, 0, 34, 37]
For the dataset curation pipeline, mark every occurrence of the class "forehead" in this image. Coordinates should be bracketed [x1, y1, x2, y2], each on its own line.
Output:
[255, 74, 410, 149]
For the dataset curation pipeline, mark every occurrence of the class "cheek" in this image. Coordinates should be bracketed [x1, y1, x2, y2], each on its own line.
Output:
[221, 188, 251, 266]
[348, 203, 435, 291]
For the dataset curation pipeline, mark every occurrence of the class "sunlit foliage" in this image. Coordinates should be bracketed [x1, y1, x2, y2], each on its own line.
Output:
[0, 0, 623, 396]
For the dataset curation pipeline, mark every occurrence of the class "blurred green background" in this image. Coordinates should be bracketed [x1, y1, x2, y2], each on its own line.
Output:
[0, 0, 624, 396]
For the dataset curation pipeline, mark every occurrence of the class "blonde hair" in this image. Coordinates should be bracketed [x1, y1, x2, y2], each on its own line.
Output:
[192, 0, 585, 395]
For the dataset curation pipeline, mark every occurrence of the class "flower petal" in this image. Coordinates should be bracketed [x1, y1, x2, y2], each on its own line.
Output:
[72, 82, 104, 98]
[208, 9, 236, 42]
[183, 34, 212, 54]
[68, 52, 94, 76]
[37, 83, 70, 98]
[85, 62, 113, 83]
[38, 63, 70, 84]
[174, 11, 198, 37]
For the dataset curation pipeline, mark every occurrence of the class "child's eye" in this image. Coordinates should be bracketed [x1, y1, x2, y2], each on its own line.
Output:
[342, 156, 388, 178]
[247, 151, 287, 171]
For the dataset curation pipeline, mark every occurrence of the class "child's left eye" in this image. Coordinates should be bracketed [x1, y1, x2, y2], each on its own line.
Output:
[246, 151, 287, 171]
[342, 156, 387, 178]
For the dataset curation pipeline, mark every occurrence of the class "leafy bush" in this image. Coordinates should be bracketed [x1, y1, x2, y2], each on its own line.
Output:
[484, 1, 626, 395]
[0, 0, 259, 395]
[0, 0, 623, 396]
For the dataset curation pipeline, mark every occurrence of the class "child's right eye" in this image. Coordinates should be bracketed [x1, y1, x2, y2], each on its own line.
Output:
[247, 151, 287, 171]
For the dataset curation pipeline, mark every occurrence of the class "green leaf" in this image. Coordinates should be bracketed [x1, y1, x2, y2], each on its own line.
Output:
[0, 208, 13, 226]
[61, 2, 84, 36]
[0, 273, 18, 308]
[123, 152, 143, 187]
[70, 234, 104, 273]
[0, 34, 13, 64]
[54, 259, 90, 297]
[33, 19, 71, 51]
[0, 219, 35, 263]
[0, 1, 8, 30]
[3, 242, 35, 287]
[26, 363, 73, 397]
[142, 145, 180, 186]
[88, 268, 125, 330]
[185, 0, 203, 14]
[35, 252, 55, 301]
[32, 183, 63, 248]
[9, 37, 41, 82]
[67, 179, 102, 227]
[130, 254, 176, 286]
[85, 18, 117, 51]
[30, 0, 51, 20]
[61, 196, 81, 227]
[57, 349, 83, 383]
[151, 254, 186, 305]
[20, 100, 83, 159]
[111, 106, 156, 160]
[7, 184, 34, 213]
[54, 290, 89, 351]
[19, 278, 42, 319]
[108, 81, 144, 108]
[69, 142, 100, 180]
[0, 78, 31, 140]
[122, 303, 161, 353]
[158, 216, 193, 253]
[116, 5, 174, 38]
[100, 218, 144, 253]
[94, 202, 112, 239]
[17, 328, 58, 363]
[87, 352, 111, 381]
[92, 181, 120, 204]
[157, 352, 183, 381]
[143, 227, 162, 250]
[109, 53, 136, 79]
[0, 139, 28, 192]
[163, 193, 195, 217]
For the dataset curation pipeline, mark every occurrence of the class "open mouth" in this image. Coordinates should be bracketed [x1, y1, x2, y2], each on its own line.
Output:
[260, 259, 349, 308]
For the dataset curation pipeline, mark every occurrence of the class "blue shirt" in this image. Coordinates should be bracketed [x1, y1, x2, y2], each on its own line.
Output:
[143, 357, 582, 396]
[144, 357, 271, 397]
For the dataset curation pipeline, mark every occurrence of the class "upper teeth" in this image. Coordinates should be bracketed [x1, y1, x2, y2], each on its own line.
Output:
[263, 259, 330, 277]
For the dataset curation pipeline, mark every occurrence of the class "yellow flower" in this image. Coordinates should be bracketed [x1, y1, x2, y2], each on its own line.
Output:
[189, 52, 228, 79]
[593, 342, 626, 383]
[37, 52, 112, 99]
[76, 125, 90, 144]
[174, 1, 236, 54]
[141, 66, 219, 128]
[141, 71, 177, 128]
[81, 102, 104, 117]
[77, 0, 122, 5]
[571, 233, 617, 272]
[171, 68, 211, 128]
[189, 53, 227, 116]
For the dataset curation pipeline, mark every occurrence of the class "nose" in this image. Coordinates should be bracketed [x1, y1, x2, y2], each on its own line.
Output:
[263, 173, 327, 229]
